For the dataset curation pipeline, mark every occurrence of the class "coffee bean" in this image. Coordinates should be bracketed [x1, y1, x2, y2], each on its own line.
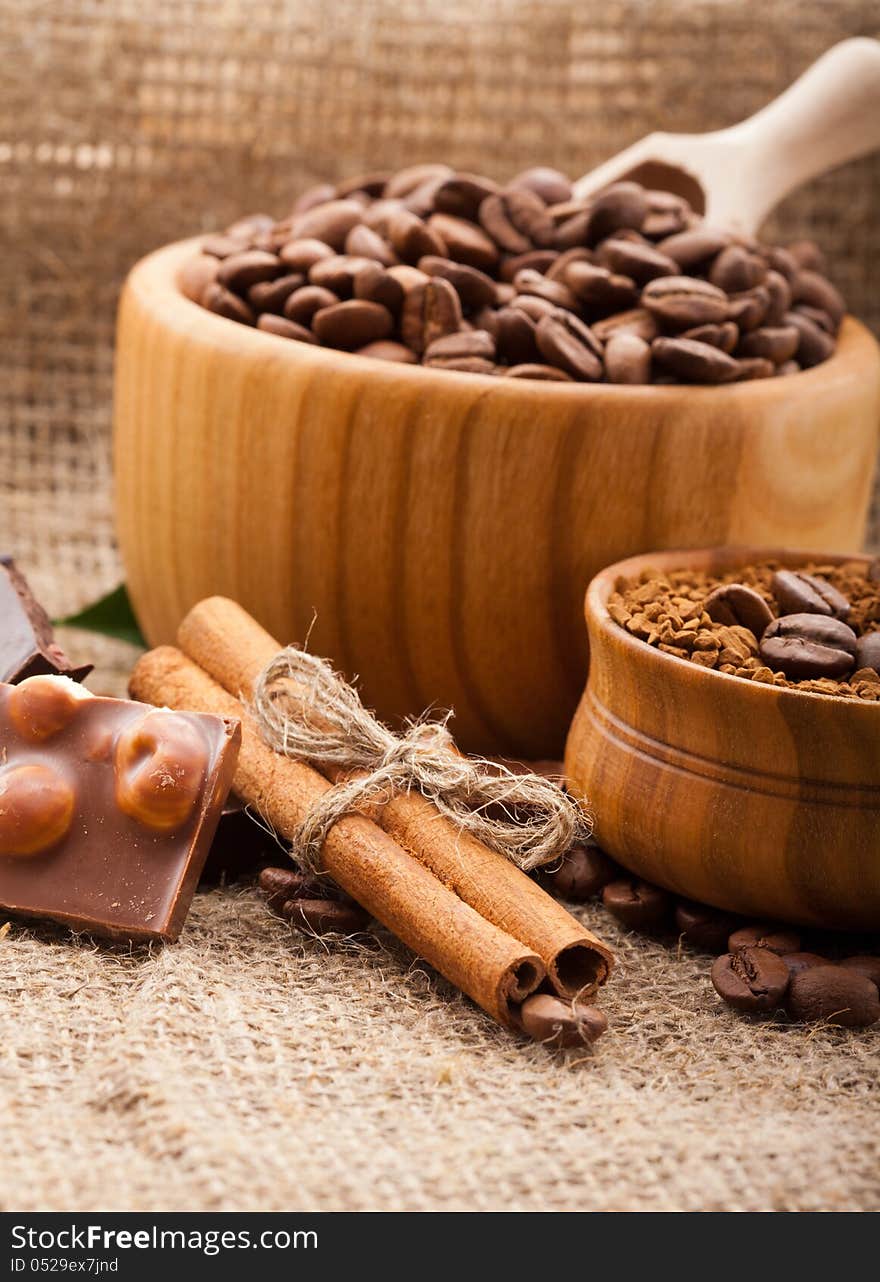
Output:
[426, 213, 499, 273]
[514, 268, 579, 312]
[292, 183, 337, 214]
[202, 233, 251, 259]
[494, 307, 539, 364]
[309, 254, 377, 297]
[217, 250, 283, 293]
[726, 286, 770, 331]
[592, 308, 658, 343]
[763, 270, 793, 326]
[505, 363, 573, 381]
[785, 965, 879, 1027]
[424, 330, 496, 364]
[432, 172, 499, 220]
[401, 276, 463, 354]
[680, 322, 739, 353]
[479, 188, 556, 255]
[292, 199, 364, 251]
[335, 171, 393, 200]
[651, 337, 739, 384]
[759, 613, 857, 680]
[839, 956, 880, 988]
[584, 182, 649, 244]
[179, 253, 219, 302]
[352, 262, 405, 315]
[597, 237, 678, 284]
[356, 340, 418, 364]
[247, 273, 305, 314]
[728, 924, 802, 956]
[519, 993, 608, 1048]
[415, 256, 496, 312]
[605, 333, 651, 384]
[202, 282, 255, 325]
[785, 310, 835, 367]
[545, 246, 593, 282]
[771, 570, 851, 620]
[510, 294, 557, 322]
[657, 225, 730, 268]
[312, 299, 393, 349]
[257, 314, 317, 343]
[787, 238, 827, 274]
[797, 303, 835, 334]
[385, 164, 453, 200]
[733, 357, 775, 381]
[602, 878, 672, 930]
[284, 284, 339, 325]
[546, 842, 618, 901]
[855, 632, 880, 674]
[704, 583, 774, 636]
[642, 275, 729, 329]
[783, 951, 828, 977]
[509, 167, 573, 206]
[499, 250, 560, 282]
[259, 865, 320, 911]
[709, 245, 767, 293]
[738, 326, 800, 364]
[792, 271, 845, 331]
[564, 262, 638, 314]
[643, 189, 693, 238]
[284, 897, 370, 935]
[535, 310, 603, 381]
[674, 901, 742, 952]
[711, 946, 790, 1012]
[225, 212, 275, 240]
[344, 223, 397, 265]
[279, 238, 336, 272]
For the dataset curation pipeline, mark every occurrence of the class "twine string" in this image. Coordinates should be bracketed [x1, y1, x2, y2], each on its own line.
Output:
[252, 646, 591, 874]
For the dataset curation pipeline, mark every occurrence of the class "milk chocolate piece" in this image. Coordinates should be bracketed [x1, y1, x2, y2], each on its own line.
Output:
[0, 557, 93, 685]
[0, 676, 240, 941]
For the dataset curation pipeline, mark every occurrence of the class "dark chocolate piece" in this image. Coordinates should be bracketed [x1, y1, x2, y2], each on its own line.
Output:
[0, 675, 240, 941]
[0, 557, 93, 685]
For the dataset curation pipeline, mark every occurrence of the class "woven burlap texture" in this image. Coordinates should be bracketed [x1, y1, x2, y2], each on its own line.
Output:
[2, 1, 880, 1212]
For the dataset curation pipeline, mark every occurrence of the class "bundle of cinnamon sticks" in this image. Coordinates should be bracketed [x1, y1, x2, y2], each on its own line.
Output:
[129, 598, 613, 1036]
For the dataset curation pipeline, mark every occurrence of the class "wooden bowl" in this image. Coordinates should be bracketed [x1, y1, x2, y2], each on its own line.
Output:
[114, 238, 880, 756]
[564, 546, 880, 930]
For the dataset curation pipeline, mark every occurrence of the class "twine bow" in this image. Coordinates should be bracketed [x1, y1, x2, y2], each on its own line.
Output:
[252, 646, 591, 875]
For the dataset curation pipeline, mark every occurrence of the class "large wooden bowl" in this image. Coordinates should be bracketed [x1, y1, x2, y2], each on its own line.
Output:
[564, 546, 880, 930]
[114, 238, 880, 756]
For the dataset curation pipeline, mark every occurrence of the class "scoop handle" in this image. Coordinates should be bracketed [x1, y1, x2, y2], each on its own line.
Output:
[709, 38, 880, 231]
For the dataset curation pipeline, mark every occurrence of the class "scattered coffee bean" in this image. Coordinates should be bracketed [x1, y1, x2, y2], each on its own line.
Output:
[284, 898, 370, 935]
[759, 613, 857, 681]
[546, 843, 618, 901]
[704, 583, 773, 636]
[519, 993, 608, 1048]
[674, 901, 741, 953]
[771, 570, 851, 620]
[838, 956, 880, 988]
[602, 878, 672, 930]
[711, 946, 790, 1013]
[782, 952, 829, 977]
[728, 924, 802, 956]
[259, 865, 317, 911]
[785, 965, 880, 1028]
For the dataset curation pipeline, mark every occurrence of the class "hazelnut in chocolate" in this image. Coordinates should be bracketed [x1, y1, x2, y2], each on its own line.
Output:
[0, 676, 240, 941]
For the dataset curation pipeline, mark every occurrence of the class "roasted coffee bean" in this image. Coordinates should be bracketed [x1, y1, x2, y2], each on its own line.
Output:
[643, 189, 693, 238]
[597, 237, 678, 284]
[432, 172, 499, 220]
[564, 262, 638, 313]
[494, 307, 539, 364]
[312, 299, 393, 349]
[257, 313, 317, 343]
[546, 842, 618, 901]
[854, 632, 880, 674]
[583, 182, 648, 244]
[248, 273, 305, 314]
[535, 309, 603, 381]
[201, 282, 255, 325]
[388, 208, 447, 263]
[771, 570, 851, 620]
[309, 254, 377, 297]
[283, 897, 370, 935]
[344, 223, 397, 265]
[711, 946, 790, 1012]
[335, 171, 392, 199]
[479, 187, 556, 255]
[726, 285, 770, 331]
[785, 310, 835, 367]
[657, 225, 730, 268]
[427, 213, 499, 272]
[784, 951, 830, 977]
[785, 965, 880, 1027]
[179, 253, 219, 302]
[733, 357, 775, 381]
[510, 294, 557, 322]
[279, 237, 336, 272]
[514, 268, 579, 312]
[202, 233, 250, 259]
[519, 993, 608, 1048]
[224, 212, 275, 240]
[292, 183, 336, 214]
[353, 340, 416, 364]
[291, 199, 363, 251]
[793, 270, 845, 331]
[259, 865, 320, 911]
[652, 336, 739, 384]
[400, 276, 463, 354]
[642, 275, 729, 329]
[505, 363, 573, 381]
[546, 246, 593, 282]
[424, 330, 496, 365]
[709, 245, 766, 293]
[592, 308, 658, 343]
[554, 209, 593, 250]
[704, 583, 774, 636]
[384, 164, 453, 201]
[605, 333, 651, 384]
[763, 270, 793, 326]
[509, 166, 573, 206]
[738, 325, 800, 364]
[499, 250, 560, 282]
[674, 901, 741, 953]
[797, 303, 835, 334]
[680, 321, 738, 353]
[759, 613, 857, 680]
[284, 284, 339, 325]
[728, 924, 802, 956]
[839, 956, 880, 988]
[602, 878, 672, 930]
[217, 250, 283, 292]
[765, 245, 800, 282]
[352, 262, 406, 314]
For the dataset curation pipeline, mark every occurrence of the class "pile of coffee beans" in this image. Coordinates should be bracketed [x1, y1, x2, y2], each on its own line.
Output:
[544, 842, 880, 1029]
[608, 558, 880, 695]
[181, 165, 846, 384]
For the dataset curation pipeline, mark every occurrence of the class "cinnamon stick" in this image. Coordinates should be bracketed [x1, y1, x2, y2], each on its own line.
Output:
[129, 645, 544, 1029]
[176, 597, 613, 995]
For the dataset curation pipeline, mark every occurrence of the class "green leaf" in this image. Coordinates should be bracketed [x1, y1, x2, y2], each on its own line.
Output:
[55, 584, 146, 648]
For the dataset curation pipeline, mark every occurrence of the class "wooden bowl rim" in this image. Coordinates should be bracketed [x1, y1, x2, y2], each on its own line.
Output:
[587, 545, 880, 715]
[130, 237, 878, 403]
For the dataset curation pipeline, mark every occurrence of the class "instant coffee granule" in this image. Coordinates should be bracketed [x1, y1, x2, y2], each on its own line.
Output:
[608, 559, 880, 698]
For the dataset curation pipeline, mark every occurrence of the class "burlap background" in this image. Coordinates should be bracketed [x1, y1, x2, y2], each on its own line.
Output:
[1, 1, 879, 1212]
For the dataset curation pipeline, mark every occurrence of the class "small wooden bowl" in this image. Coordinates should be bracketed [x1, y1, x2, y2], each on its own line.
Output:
[564, 546, 880, 930]
[114, 238, 880, 757]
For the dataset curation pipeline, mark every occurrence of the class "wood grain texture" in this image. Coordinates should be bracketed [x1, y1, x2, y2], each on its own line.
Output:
[564, 547, 880, 931]
[114, 239, 880, 756]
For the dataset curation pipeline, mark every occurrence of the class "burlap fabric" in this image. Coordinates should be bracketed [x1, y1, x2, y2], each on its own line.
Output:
[2, 1, 879, 1212]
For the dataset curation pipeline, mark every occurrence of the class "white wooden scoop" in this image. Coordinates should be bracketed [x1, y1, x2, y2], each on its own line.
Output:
[573, 38, 880, 236]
